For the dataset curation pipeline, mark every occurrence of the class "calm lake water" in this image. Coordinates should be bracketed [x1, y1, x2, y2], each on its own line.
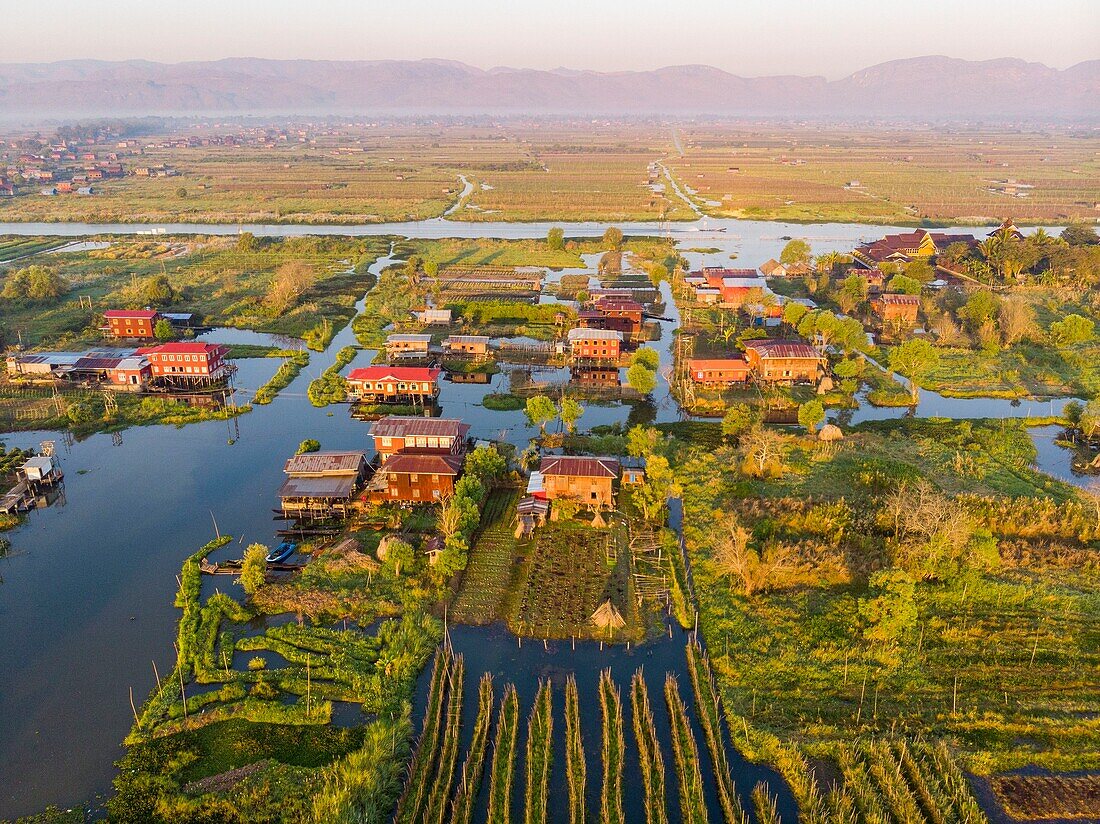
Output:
[0, 219, 1082, 818]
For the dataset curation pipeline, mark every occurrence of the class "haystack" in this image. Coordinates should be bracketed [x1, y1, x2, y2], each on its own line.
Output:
[818, 423, 844, 442]
[590, 600, 625, 633]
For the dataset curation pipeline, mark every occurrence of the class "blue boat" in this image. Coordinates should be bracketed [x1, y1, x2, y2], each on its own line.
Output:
[265, 541, 297, 563]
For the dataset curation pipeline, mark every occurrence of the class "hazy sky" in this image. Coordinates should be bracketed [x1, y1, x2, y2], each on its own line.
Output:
[8, 0, 1098, 78]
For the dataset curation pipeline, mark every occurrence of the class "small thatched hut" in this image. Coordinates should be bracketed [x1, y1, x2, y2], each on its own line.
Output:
[590, 600, 625, 634]
[819, 423, 844, 442]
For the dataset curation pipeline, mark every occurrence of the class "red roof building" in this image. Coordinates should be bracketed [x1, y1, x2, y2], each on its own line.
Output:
[104, 309, 160, 340]
[142, 342, 232, 384]
[346, 366, 441, 403]
[853, 230, 976, 267]
[688, 357, 751, 387]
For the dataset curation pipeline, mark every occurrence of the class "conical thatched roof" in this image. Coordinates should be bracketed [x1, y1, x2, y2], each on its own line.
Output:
[819, 423, 844, 442]
[590, 600, 625, 631]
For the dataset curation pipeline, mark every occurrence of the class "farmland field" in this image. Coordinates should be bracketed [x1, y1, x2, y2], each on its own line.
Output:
[664, 125, 1100, 224]
[450, 489, 521, 625]
[7, 122, 1093, 226]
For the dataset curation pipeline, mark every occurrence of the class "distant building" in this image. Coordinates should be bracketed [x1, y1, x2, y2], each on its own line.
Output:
[346, 366, 441, 404]
[742, 339, 824, 384]
[442, 335, 490, 356]
[104, 309, 161, 339]
[568, 328, 622, 362]
[415, 308, 452, 325]
[108, 356, 152, 391]
[871, 293, 921, 328]
[538, 455, 620, 508]
[853, 230, 976, 267]
[758, 259, 788, 277]
[580, 298, 645, 339]
[385, 333, 432, 359]
[688, 357, 751, 387]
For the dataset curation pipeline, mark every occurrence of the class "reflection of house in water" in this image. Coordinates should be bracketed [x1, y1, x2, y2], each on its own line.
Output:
[570, 365, 621, 388]
[447, 370, 491, 384]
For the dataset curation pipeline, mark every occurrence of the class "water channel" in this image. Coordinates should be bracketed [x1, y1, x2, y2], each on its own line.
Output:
[0, 218, 1088, 818]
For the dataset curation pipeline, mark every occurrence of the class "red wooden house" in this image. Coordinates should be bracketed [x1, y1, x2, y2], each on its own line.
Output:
[368, 416, 471, 460]
[346, 366, 441, 404]
[367, 453, 463, 503]
[141, 342, 232, 385]
[688, 357, 751, 387]
[104, 309, 160, 339]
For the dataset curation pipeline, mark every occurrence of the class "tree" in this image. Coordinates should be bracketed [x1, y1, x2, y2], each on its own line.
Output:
[712, 516, 792, 596]
[239, 543, 268, 596]
[382, 538, 416, 578]
[904, 258, 935, 283]
[798, 400, 825, 434]
[524, 395, 557, 434]
[266, 261, 316, 316]
[237, 231, 260, 253]
[940, 241, 975, 268]
[740, 424, 787, 478]
[1049, 314, 1095, 347]
[602, 226, 624, 250]
[632, 455, 681, 521]
[779, 239, 811, 266]
[886, 274, 922, 295]
[175, 187, 188, 198]
[782, 301, 808, 328]
[153, 318, 174, 341]
[547, 227, 565, 251]
[721, 403, 758, 441]
[559, 397, 584, 433]
[27, 266, 68, 301]
[626, 424, 660, 458]
[834, 273, 867, 314]
[631, 347, 660, 371]
[1061, 223, 1099, 247]
[142, 274, 177, 305]
[1063, 400, 1084, 430]
[626, 362, 657, 395]
[889, 338, 941, 403]
[465, 446, 506, 485]
[997, 297, 1036, 345]
[958, 290, 1000, 332]
[297, 438, 320, 454]
[859, 569, 917, 654]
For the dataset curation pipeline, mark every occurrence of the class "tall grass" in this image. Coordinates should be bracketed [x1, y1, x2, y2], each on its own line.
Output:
[488, 684, 520, 824]
[686, 642, 746, 823]
[599, 668, 625, 824]
[866, 739, 927, 824]
[751, 783, 782, 824]
[631, 670, 669, 824]
[523, 680, 554, 824]
[311, 712, 413, 824]
[424, 654, 466, 824]
[664, 674, 709, 824]
[395, 649, 449, 823]
[452, 673, 495, 824]
[836, 746, 890, 824]
[565, 675, 587, 824]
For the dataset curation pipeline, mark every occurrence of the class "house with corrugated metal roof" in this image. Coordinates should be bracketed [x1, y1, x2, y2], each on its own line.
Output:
[538, 455, 621, 508]
[277, 451, 367, 519]
[366, 453, 463, 503]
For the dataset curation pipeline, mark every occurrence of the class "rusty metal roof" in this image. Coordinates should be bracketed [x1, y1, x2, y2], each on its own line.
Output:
[369, 416, 470, 440]
[283, 451, 366, 476]
[379, 453, 463, 475]
[742, 339, 821, 360]
[539, 455, 620, 479]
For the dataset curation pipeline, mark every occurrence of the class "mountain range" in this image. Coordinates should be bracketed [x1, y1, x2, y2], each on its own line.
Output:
[0, 56, 1096, 120]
